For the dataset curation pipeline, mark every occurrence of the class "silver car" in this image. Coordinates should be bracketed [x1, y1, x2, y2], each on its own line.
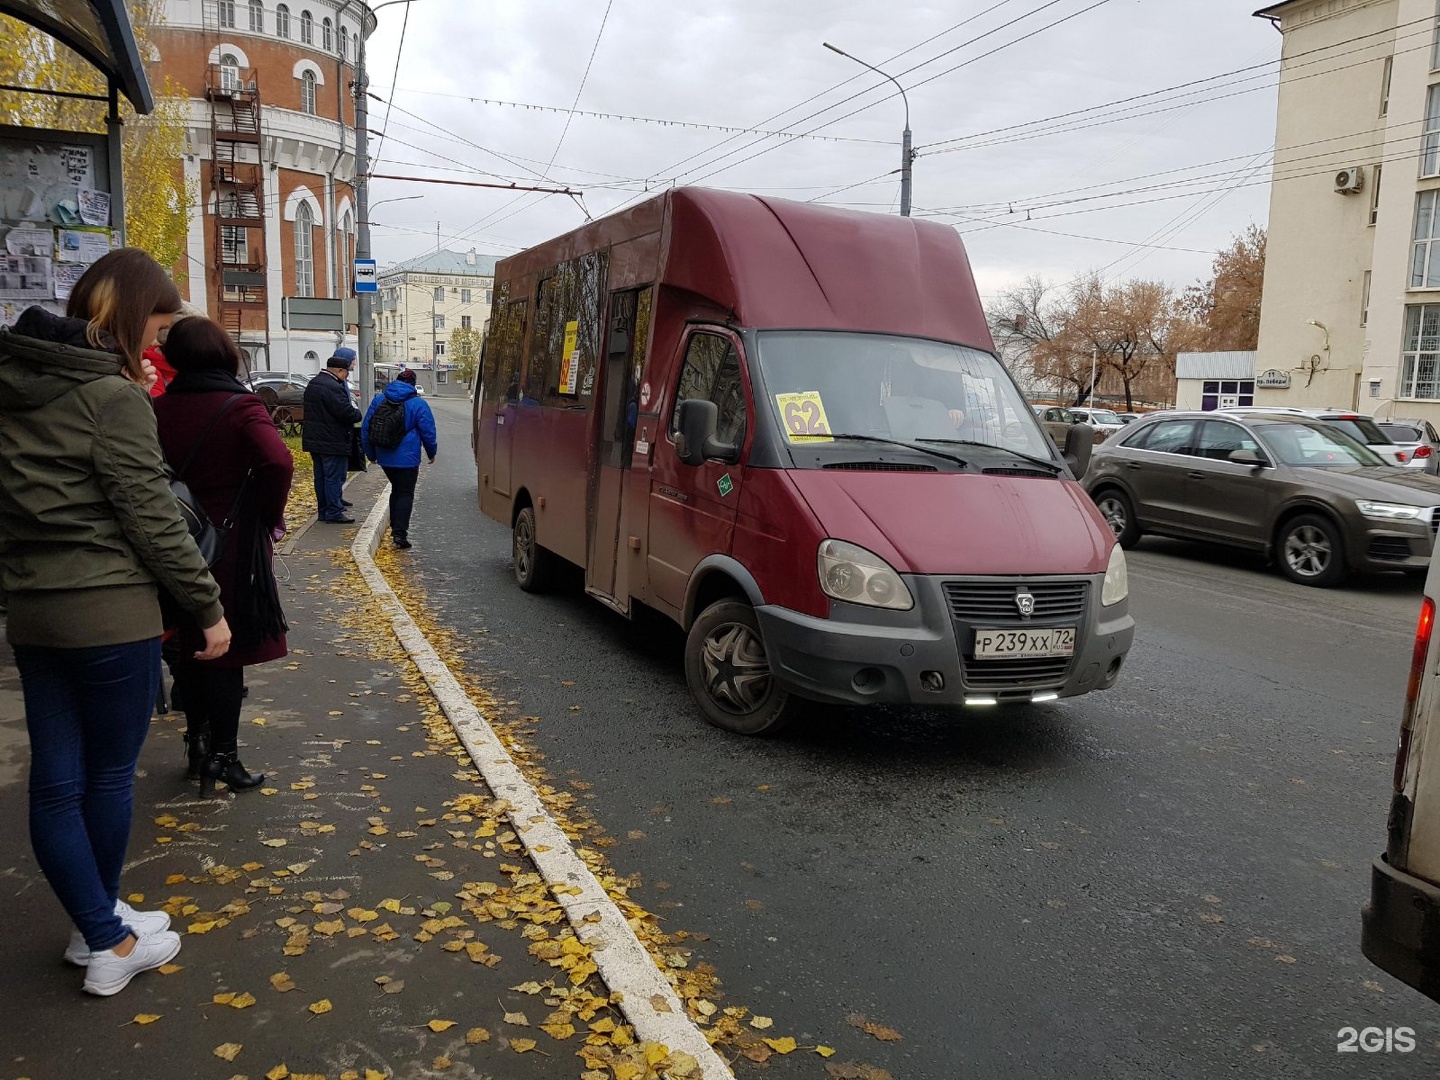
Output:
[1380, 419, 1440, 473]
[1085, 410, 1440, 586]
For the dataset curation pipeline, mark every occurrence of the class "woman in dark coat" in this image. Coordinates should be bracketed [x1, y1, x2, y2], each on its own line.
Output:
[153, 317, 293, 796]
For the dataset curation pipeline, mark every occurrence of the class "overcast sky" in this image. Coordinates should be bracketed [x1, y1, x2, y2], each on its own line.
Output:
[362, 0, 1282, 299]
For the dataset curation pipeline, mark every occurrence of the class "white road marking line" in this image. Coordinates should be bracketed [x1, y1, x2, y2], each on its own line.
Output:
[351, 490, 734, 1079]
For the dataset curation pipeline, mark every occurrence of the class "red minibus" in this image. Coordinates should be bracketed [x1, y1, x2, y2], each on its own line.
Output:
[472, 188, 1133, 733]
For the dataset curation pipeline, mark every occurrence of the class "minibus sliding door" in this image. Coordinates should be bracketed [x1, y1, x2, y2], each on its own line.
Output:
[586, 287, 648, 607]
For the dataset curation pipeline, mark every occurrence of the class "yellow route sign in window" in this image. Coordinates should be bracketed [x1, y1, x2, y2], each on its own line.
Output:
[559, 320, 580, 394]
[776, 391, 833, 442]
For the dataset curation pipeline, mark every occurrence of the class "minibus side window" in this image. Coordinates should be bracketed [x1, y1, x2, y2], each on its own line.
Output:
[484, 297, 527, 406]
[670, 333, 748, 447]
[523, 252, 609, 407]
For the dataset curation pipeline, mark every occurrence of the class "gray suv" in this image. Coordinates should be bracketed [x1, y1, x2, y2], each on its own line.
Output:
[1085, 410, 1440, 586]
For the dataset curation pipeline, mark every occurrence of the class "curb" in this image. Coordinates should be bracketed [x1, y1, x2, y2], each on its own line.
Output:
[350, 489, 734, 1079]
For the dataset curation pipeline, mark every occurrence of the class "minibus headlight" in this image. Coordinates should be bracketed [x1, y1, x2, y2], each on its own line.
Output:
[1101, 544, 1128, 607]
[817, 540, 914, 611]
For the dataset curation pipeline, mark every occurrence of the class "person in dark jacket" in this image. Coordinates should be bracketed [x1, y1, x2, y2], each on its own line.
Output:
[301, 347, 361, 523]
[0, 248, 230, 996]
[361, 369, 438, 548]
[154, 317, 293, 796]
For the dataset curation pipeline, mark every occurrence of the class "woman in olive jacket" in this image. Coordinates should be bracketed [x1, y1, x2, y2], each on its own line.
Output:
[0, 249, 231, 997]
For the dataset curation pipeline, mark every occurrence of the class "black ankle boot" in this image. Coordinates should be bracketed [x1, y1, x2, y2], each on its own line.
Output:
[183, 728, 211, 780]
[199, 752, 266, 797]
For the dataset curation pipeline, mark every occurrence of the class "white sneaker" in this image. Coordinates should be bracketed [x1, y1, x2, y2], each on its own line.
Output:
[82, 930, 181, 996]
[63, 901, 173, 966]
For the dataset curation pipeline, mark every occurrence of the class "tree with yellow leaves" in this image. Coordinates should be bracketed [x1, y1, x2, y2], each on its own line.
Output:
[0, 1, 196, 281]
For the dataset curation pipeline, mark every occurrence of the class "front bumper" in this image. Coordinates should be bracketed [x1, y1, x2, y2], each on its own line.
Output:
[755, 573, 1134, 707]
[1361, 854, 1440, 1003]
[1352, 518, 1435, 572]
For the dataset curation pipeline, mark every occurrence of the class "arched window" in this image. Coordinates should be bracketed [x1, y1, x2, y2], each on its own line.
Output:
[339, 210, 353, 295]
[248, 0, 264, 32]
[300, 69, 316, 114]
[303, 350, 319, 366]
[275, 3, 290, 37]
[218, 0, 236, 27]
[220, 51, 241, 92]
[300, 9, 313, 44]
[322, 17, 332, 51]
[294, 202, 314, 297]
[339, 25, 348, 61]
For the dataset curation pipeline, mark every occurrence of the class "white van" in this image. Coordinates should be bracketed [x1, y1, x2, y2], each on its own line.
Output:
[1361, 568, 1440, 1001]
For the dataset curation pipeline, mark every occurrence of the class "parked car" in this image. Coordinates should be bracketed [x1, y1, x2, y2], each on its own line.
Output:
[1362, 557, 1440, 1003]
[1116, 412, 1146, 425]
[245, 371, 311, 407]
[1222, 406, 1408, 465]
[1379, 419, 1440, 472]
[1032, 404, 1080, 445]
[1085, 410, 1440, 586]
[1067, 406, 1126, 442]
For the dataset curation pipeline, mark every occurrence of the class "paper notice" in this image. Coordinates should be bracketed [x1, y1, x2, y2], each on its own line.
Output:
[77, 188, 110, 227]
[56, 228, 110, 264]
[0, 255, 53, 300]
[4, 227, 54, 258]
[53, 261, 86, 302]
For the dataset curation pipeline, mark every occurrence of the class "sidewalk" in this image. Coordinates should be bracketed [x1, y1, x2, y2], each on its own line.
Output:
[0, 467, 721, 1080]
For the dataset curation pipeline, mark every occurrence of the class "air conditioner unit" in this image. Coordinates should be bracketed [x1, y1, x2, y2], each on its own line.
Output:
[1335, 166, 1365, 194]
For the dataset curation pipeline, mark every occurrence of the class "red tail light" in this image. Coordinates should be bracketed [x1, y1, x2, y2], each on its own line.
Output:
[1416, 445, 1433, 459]
[1396, 596, 1436, 791]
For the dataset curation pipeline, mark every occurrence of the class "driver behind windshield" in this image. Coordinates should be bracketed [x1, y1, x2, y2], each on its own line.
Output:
[882, 353, 989, 441]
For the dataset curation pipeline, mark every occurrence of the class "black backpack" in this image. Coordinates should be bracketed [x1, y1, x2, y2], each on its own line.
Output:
[368, 398, 408, 450]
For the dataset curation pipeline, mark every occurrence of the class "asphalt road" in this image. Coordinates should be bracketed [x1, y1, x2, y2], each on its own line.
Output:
[403, 398, 1439, 1078]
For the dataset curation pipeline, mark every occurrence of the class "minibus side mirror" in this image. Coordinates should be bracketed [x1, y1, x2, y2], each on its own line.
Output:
[1063, 423, 1095, 479]
[675, 398, 734, 466]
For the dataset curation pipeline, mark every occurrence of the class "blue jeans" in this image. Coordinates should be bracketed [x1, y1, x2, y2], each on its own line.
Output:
[14, 638, 162, 951]
[311, 453, 349, 520]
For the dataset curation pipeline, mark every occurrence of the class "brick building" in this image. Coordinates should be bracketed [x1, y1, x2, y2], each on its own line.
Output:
[149, 0, 372, 373]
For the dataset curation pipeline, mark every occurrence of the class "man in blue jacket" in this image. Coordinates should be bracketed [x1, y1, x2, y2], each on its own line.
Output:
[301, 348, 363, 524]
[360, 369, 438, 549]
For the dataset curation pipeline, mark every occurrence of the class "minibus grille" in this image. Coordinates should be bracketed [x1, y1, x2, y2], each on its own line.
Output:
[962, 656, 1072, 691]
[943, 579, 1089, 621]
[823, 461, 938, 472]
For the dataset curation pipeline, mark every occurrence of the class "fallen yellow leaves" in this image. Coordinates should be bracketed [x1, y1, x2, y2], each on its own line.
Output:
[213, 1043, 243, 1062]
[426, 1019, 457, 1033]
[129, 1014, 160, 1026]
[509, 1038, 537, 1053]
[269, 971, 297, 992]
[307, 998, 333, 1015]
[846, 1014, 903, 1042]
[764, 1036, 798, 1054]
[465, 1026, 491, 1044]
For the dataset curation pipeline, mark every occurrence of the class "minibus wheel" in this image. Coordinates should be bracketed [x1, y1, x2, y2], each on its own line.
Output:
[513, 505, 555, 592]
[685, 600, 794, 735]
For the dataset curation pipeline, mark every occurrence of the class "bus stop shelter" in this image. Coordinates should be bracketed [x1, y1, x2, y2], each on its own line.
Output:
[0, 0, 152, 325]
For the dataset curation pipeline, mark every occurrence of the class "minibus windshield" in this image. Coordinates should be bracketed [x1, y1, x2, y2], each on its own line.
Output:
[755, 331, 1055, 461]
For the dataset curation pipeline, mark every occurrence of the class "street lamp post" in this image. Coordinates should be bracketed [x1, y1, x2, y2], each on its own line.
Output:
[823, 41, 912, 217]
[349, 0, 420, 414]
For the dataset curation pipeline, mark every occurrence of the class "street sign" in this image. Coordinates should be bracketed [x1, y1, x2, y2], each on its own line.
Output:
[354, 258, 377, 293]
[281, 296, 346, 331]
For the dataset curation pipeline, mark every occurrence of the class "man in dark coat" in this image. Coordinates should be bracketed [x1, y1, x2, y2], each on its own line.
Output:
[301, 347, 362, 523]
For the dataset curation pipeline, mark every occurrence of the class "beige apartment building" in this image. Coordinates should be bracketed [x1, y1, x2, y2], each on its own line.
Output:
[1255, 0, 1440, 423]
[374, 249, 498, 395]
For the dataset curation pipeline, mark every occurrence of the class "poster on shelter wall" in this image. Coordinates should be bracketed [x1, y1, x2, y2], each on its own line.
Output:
[0, 255, 52, 300]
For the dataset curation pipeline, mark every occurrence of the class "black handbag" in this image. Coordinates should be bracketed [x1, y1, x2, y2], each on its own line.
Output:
[170, 394, 249, 566]
[347, 426, 367, 472]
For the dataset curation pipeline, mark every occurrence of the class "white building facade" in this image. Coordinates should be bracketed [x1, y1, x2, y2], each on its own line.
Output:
[1255, 0, 1440, 423]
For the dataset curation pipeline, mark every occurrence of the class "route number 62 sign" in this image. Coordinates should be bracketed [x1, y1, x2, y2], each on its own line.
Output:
[775, 391, 833, 442]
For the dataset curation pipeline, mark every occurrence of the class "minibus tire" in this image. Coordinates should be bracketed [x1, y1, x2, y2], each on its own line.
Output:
[685, 600, 794, 735]
[513, 505, 556, 593]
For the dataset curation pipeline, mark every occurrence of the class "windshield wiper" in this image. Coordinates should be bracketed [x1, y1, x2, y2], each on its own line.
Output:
[916, 439, 1063, 474]
[820, 434, 968, 467]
